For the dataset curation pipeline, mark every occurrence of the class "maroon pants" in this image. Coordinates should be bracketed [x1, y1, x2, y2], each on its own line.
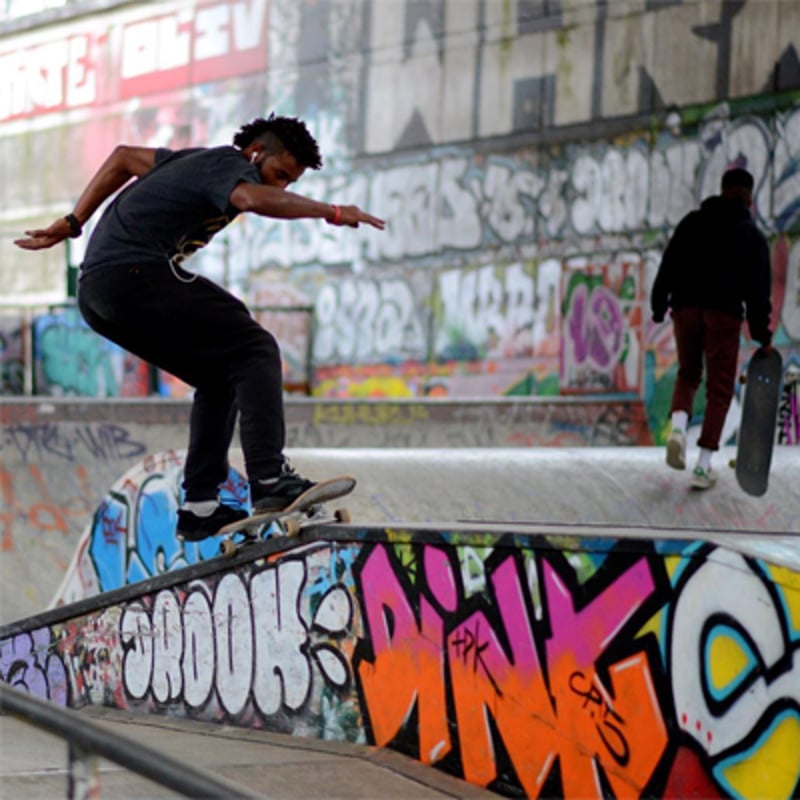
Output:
[670, 307, 742, 451]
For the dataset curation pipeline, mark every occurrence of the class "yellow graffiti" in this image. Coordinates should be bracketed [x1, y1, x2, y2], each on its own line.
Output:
[708, 631, 751, 695]
[315, 376, 416, 399]
[764, 564, 800, 634]
[312, 400, 427, 425]
[718, 711, 800, 800]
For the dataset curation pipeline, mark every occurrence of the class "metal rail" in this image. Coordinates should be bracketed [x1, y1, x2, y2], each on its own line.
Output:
[0, 683, 264, 799]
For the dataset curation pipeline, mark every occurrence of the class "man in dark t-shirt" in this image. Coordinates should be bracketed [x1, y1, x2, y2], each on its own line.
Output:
[16, 114, 385, 540]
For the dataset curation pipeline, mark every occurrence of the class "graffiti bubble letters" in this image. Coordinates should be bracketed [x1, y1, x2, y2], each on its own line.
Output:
[120, 559, 353, 720]
[0, 628, 69, 706]
[669, 548, 800, 796]
[355, 543, 668, 798]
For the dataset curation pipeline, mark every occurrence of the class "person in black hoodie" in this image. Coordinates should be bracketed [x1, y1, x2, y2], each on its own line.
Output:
[651, 167, 772, 489]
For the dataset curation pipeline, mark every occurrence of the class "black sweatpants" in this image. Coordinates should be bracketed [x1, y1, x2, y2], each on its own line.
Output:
[78, 263, 285, 500]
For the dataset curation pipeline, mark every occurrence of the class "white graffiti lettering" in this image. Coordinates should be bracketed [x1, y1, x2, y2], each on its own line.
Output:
[670, 549, 800, 759]
[119, 559, 352, 719]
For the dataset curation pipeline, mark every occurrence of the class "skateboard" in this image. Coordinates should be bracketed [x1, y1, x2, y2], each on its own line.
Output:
[215, 475, 356, 556]
[734, 347, 783, 497]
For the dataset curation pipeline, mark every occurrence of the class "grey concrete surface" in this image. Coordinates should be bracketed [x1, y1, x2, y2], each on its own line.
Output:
[0, 396, 647, 623]
[283, 446, 800, 534]
[0, 707, 496, 799]
[3, 440, 800, 622]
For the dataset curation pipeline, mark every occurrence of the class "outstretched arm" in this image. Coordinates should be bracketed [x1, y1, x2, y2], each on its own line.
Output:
[15, 145, 158, 250]
[230, 182, 385, 230]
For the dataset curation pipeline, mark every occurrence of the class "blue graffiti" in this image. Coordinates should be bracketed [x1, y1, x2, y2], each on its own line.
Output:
[89, 466, 251, 592]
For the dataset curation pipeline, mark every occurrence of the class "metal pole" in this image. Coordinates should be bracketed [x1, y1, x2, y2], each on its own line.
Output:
[0, 684, 264, 799]
[67, 741, 100, 800]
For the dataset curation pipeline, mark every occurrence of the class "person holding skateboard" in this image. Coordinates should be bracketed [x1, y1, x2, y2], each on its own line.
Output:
[650, 167, 772, 489]
[15, 114, 384, 539]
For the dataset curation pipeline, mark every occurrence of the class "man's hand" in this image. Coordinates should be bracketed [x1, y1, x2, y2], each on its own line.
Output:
[330, 204, 385, 230]
[14, 218, 73, 250]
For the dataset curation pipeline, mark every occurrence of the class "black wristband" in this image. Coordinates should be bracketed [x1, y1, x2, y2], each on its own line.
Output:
[64, 213, 82, 238]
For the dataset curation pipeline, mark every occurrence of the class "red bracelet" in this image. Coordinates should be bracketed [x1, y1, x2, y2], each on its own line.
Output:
[329, 204, 342, 225]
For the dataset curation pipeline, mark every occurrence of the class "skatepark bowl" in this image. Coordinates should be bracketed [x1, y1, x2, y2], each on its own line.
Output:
[1, 400, 799, 798]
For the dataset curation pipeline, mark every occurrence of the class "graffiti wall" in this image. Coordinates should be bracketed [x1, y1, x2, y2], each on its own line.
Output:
[1, 0, 798, 441]
[3, 524, 798, 798]
[0, 312, 24, 394]
[32, 306, 150, 396]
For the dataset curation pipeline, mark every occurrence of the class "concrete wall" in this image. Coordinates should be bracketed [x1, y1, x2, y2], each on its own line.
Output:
[1, 0, 798, 420]
[2, 523, 798, 798]
[0, 396, 652, 620]
[3, 394, 798, 622]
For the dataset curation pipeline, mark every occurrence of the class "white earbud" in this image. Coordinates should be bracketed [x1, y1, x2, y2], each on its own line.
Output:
[250, 152, 258, 164]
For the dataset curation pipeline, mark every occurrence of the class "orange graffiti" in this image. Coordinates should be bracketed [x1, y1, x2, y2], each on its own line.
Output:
[553, 653, 667, 798]
[0, 463, 95, 550]
[448, 612, 556, 795]
[357, 546, 451, 764]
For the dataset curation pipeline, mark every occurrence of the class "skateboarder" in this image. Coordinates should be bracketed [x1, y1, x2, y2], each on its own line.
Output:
[15, 114, 385, 540]
[651, 167, 772, 489]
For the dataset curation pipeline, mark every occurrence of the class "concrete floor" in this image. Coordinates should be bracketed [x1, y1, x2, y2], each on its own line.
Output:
[0, 706, 496, 799]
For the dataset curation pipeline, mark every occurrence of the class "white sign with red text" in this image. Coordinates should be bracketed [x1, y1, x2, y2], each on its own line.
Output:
[0, 0, 267, 121]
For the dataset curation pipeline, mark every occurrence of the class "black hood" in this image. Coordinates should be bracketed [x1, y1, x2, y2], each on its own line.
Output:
[699, 195, 752, 224]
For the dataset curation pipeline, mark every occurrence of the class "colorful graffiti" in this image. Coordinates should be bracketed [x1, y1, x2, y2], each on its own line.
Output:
[3, 530, 798, 798]
[561, 259, 643, 394]
[0, 314, 25, 394]
[53, 449, 250, 605]
[3, 0, 799, 438]
[31, 307, 149, 397]
[778, 363, 799, 444]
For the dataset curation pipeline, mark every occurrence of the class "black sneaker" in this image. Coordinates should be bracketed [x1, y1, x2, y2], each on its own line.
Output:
[250, 463, 316, 514]
[176, 505, 249, 542]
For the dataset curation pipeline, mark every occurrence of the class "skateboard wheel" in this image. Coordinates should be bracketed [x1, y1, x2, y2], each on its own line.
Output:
[284, 518, 301, 537]
[221, 539, 237, 557]
[728, 458, 736, 468]
[739, 373, 747, 384]
[334, 508, 351, 523]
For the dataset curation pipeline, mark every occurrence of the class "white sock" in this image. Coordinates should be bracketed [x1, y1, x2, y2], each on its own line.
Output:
[182, 500, 218, 516]
[671, 410, 689, 434]
[697, 448, 713, 471]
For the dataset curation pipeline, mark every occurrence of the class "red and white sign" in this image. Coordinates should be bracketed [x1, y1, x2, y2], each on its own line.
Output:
[0, 32, 100, 119]
[119, 0, 268, 97]
[0, 0, 268, 121]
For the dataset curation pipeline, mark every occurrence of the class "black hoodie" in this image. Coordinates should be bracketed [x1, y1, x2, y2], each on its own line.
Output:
[650, 195, 772, 343]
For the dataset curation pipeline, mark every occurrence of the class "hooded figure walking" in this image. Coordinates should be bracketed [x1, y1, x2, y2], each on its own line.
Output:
[650, 167, 772, 489]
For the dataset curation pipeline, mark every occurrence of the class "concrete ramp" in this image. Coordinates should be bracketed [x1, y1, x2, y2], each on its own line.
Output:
[43, 446, 800, 614]
[1, 521, 798, 799]
[285, 446, 800, 531]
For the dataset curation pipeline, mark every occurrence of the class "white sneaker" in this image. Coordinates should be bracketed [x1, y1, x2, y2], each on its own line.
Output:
[691, 466, 717, 490]
[666, 430, 686, 470]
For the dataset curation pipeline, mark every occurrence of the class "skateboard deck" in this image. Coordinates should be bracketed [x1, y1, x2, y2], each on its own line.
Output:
[735, 348, 783, 497]
[215, 475, 356, 556]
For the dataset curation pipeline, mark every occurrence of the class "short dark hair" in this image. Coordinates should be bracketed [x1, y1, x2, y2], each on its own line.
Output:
[233, 113, 322, 170]
[721, 168, 754, 192]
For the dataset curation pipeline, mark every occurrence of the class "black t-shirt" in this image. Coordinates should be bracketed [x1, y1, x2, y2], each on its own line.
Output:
[81, 145, 261, 272]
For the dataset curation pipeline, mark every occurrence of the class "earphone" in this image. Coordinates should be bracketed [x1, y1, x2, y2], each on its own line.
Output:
[250, 152, 259, 164]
